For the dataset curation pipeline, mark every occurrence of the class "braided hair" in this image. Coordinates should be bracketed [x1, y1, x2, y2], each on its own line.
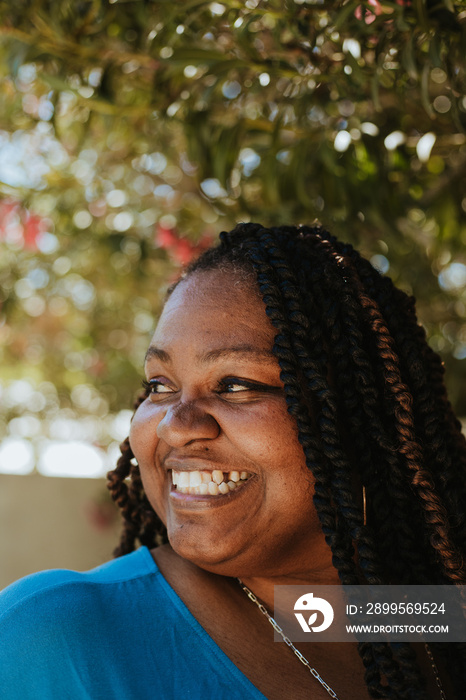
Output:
[107, 223, 466, 698]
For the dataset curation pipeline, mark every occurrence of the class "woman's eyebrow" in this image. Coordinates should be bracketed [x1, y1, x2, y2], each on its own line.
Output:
[144, 345, 276, 365]
[200, 346, 277, 364]
[144, 346, 170, 363]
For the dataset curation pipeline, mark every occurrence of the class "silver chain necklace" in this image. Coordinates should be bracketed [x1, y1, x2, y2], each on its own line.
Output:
[237, 578, 340, 699]
[237, 579, 446, 700]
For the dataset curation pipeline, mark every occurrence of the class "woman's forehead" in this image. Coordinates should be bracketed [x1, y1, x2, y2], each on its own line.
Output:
[165, 268, 263, 314]
[151, 268, 275, 352]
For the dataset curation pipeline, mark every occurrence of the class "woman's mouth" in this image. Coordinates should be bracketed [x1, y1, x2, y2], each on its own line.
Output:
[171, 469, 252, 496]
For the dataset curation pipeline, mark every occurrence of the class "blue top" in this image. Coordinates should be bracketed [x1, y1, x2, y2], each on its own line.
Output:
[0, 546, 267, 699]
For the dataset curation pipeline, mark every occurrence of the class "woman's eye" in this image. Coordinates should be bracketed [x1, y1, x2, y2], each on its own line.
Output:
[218, 379, 263, 394]
[142, 379, 174, 395]
[222, 382, 249, 393]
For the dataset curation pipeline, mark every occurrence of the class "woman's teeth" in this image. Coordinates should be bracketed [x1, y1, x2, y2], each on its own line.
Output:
[171, 469, 251, 495]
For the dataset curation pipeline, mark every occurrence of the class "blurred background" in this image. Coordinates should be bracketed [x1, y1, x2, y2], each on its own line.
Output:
[0, 0, 465, 588]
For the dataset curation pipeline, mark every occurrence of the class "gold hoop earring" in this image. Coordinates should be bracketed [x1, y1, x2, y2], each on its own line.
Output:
[362, 485, 367, 526]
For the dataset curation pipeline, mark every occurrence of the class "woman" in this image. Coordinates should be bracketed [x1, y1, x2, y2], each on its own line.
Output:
[1, 223, 465, 699]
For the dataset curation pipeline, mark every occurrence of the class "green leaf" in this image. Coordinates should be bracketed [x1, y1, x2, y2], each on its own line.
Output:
[401, 37, 418, 80]
[371, 70, 382, 112]
[421, 62, 435, 118]
[333, 1, 361, 30]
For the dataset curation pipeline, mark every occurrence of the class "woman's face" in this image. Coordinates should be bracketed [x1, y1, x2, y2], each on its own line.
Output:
[130, 268, 330, 579]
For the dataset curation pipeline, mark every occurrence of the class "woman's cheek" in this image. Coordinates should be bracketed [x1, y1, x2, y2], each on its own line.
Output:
[129, 406, 168, 523]
[129, 402, 159, 464]
[128, 412, 143, 463]
[140, 466, 168, 526]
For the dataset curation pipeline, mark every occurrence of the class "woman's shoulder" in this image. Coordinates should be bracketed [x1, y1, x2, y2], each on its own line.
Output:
[0, 546, 156, 623]
[0, 547, 213, 700]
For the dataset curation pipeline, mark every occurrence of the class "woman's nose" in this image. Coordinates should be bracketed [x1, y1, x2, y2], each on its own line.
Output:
[156, 399, 220, 447]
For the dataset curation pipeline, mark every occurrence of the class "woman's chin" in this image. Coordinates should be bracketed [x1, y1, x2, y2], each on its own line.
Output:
[165, 526, 255, 577]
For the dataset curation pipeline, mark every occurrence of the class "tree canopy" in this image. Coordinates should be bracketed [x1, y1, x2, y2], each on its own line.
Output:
[0, 1, 465, 470]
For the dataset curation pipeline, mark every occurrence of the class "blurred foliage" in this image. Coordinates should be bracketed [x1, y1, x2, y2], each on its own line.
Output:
[0, 0, 466, 455]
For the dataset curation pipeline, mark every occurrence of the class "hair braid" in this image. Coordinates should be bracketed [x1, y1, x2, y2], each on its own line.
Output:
[352, 288, 462, 581]
[358, 641, 389, 699]
[327, 265, 439, 583]
[316, 274, 422, 582]
[288, 233, 432, 695]
[106, 437, 141, 557]
[385, 292, 466, 549]
[107, 390, 167, 556]
[318, 264, 426, 581]
[342, 249, 465, 582]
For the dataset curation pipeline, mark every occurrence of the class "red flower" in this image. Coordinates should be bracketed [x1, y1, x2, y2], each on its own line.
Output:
[156, 224, 178, 248]
[171, 238, 195, 266]
[156, 222, 216, 266]
[23, 214, 43, 250]
[355, 0, 383, 24]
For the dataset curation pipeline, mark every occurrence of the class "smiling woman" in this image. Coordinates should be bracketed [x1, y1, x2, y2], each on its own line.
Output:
[1, 223, 466, 700]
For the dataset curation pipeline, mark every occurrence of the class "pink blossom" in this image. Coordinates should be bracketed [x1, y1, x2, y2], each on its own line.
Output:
[355, 0, 383, 24]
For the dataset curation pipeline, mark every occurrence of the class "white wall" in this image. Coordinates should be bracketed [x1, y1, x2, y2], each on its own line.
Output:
[0, 473, 122, 589]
